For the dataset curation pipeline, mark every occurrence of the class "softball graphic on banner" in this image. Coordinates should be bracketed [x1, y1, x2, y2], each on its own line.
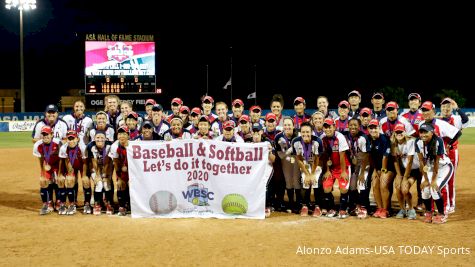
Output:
[222, 193, 248, 215]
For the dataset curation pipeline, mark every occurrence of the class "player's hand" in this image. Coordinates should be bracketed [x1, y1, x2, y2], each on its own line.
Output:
[421, 180, 429, 190]
[451, 99, 459, 110]
[431, 180, 439, 191]
[323, 171, 331, 180]
[341, 171, 348, 182]
[358, 173, 365, 184]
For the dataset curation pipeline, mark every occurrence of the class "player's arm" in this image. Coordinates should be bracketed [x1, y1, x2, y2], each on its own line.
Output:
[431, 155, 440, 190]
[404, 155, 413, 179]
[311, 153, 319, 174]
[296, 155, 310, 175]
[417, 152, 429, 188]
[393, 157, 402, 177]
[339, 151, 348, 180]
[113, 158, 121, 176]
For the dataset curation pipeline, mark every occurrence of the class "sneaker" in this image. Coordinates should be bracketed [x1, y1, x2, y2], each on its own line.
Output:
[424, 212, 432, 223]
[83, 203, 92, 214]
[58, 203, 67, 215]
[432, 214, 447, 224]
[326, 209, 337, 218]
[416, 204, 425, 212]
[448, 207, 455, 214]
[407, 209, 417, 220]
[117, 207, 127, 216]
[39, 203, 49, 215]
[66, 204, 77, 215]
[55, 200, 61, 211]
[93, 203, 102, 215]
[349, 208, 358, 216]
[265, 208, 271, 218]
[373, 208, 382, 218]
[357, 207, 368, 219]
[106, 203, 114, 215]
[338, 210, 349, 219]
[312, 206, 322, 217]
[286, 208, 292, 214]
[47, 201, 54, 213]
[321, 209, 328, 216]
[300, 205, 309, 217]
[396, 209, 406, 219]
[379, 208, 388, 219]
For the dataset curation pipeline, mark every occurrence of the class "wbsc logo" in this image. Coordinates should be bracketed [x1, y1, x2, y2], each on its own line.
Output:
[181, 183, 214, 206]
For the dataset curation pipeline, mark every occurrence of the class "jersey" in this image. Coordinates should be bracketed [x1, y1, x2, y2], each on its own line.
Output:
[215, 134, 245, 143]
[59, 143, 87, 171]
[335, 117, 349, 133]
[162, 129, 193, 141]
[440, 115, 464, 149]
[291, 113, 311, 130]
[345, 132, 370, 164]
[402, 110, 424, 134]
[32, 118, 68, 144]
[396, 138, 420, 170]
[369, 134, 391, 170]
[89, 143, 112, 174]
[275, 131, 297, 159]
[379, 116, 415, 137]
[89, 124, 115, 142]
[372, 109, 387, 121]
[62, 114, 94, 146]
[33, 139, 62, 171]
[415, 136, 451, 168]
[291, 135, 323, 168]
[417, 118, 459, 141]
[109, 141, 129, 181]
[321, 131, 350, 169]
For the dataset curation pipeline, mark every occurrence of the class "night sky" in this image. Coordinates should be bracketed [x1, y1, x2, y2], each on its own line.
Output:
[0, 1, 473, 111]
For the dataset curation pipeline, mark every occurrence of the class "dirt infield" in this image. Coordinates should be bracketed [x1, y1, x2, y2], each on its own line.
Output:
[1, 146, 474, 266]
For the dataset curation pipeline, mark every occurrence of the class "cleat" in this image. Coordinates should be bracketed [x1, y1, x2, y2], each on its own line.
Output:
[312, 206, 322, 217]
[286, 209, 292, 214]
[47, 201, 54, 213]
[58, 203, 67, 215]
[326, 209, 337, 218]
[448, 207, 455, 214]
[55, 200, 61, 211]
[379, 208, 388, 219]
[39, 203, 49, 215]
[416, 204, 425, 212]
[300, 205, 309, 217]
[349, 208, 358, 216]
[117, 207, 127, 216]
[83, 203, 92, 214]
[321, 209, 327, 216]
[373, 208, 382, 218]
[357, 207, 368, 219]
[66, 204, 77, 215]
[407, 209, 417, 220]
[93, 203, 102, 216]
[265, 208, 271, 218]
[432, 214, 447, 224]
[396, 209, 406, 219]
[338, 210, 349, 219]
[106, 203, 114, 215]
[424, 212, 432, 223]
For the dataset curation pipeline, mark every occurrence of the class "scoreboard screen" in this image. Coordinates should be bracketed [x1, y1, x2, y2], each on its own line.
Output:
[85, 41, 156, 94]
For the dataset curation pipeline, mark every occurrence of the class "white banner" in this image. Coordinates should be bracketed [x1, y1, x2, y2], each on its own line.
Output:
[127, 139, 271, 219]
[8, 121, 36, 132]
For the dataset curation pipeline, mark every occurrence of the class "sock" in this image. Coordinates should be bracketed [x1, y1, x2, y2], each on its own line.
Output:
[286, 189, 294, 210]
[304, 189, 311, 207]
[359, 189, 369, 208]
[94, 192, 102, 205]
[313, 188, 320, 207]
[349, 190, 359, 211]
[83, 187, 91, 203]
[435, 198, 445, 215]
[423, 199, 432, 213]
[117, 190, 125, 208]
[73, 183, 79, 202]
[323, 192, 333, 210]
[340, 192, 349, 211]
[48, 184, 55, 203]
[67, 188, 74, 203]
[40, 188, 48, 203]
[105, 190, 114, 205]
[295, 189, 303, 208]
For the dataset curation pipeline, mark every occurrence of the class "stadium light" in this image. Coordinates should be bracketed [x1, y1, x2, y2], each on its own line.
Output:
[5, 0, 36, 112]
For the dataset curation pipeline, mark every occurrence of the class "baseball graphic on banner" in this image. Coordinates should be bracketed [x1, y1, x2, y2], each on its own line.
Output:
[222, 193, 248, 215]
[149, 190, 177, 214]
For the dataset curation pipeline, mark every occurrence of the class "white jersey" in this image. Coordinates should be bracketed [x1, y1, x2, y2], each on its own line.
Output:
[379, 116, 415, 137]
[108, 140, 122, 160]
[214, 134, 245, 143]
[59, 142, 87, 160]
[32, 119, 68, 144]
[62, 114, 93, 145]
[162, 129, 193, 141]
[90, 143, 112, 171]
[415, 136, 451, 168]
[417, 119, 458, 139]
[396, 138, 420, 170]
[149, 119, 170, 137]
[210, 120, 231, 136]
[89, 126, 115, 142]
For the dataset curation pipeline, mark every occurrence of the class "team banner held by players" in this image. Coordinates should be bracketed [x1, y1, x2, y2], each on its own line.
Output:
[127, 139, 271, 219]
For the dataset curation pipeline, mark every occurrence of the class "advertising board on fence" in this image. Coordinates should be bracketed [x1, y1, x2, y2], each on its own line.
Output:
[127, 139, 272, 219]
[8, 121, 36, 132]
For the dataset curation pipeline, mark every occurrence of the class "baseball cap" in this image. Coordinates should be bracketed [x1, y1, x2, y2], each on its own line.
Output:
[66, 130, 77, 138]
[338, 100, 350, 108]
[45, 104, 58, 113]
[421, 101, 434, 111]
[394, 123, 405, 132]
[202, 96, 214, 104]
[41, 126, 52, 134]
[223, 120, 235, 130]
[142, 120, 153, 128]
[179, 106, 190, 114]
[385, 101, 399, 110]
[372, 92, 384, 99]
[190, 107, 201, 116]
[127, 112, 138, 120]
[252, 122, 263, 131]
[293, 97, 305, 105]
[171, 98, 183, 105]
[117, 125, 129, 134]
[360, 107, 372, 116]
[348, 90, 361, 98]
[419, 123, 435, 133]
[232, 99, 244, 107]
[145, 99, 156, 106]
[265, 113, 277, 121]
[152, 104, 163, 111]
[440, 97, 452, 105]
[170, 117, 183, 124]
[369, 119, 379, 127]
[250, 105, 262, 113]
[198, 115, 210, 123]
[408, 93, 421, 101]
[323, 118, 335, 126]
[239, 115, 250, 123]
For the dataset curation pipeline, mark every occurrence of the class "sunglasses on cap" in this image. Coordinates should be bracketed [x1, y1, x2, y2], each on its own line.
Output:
[239, 120, 248, 124]
[361, 113, 371, 117]
[181, 111, 189, 115]
[267, 119, 275, 123]
[41, 132, 50, 136]
[233, 104, 242, 108]
[386, 107, 396, 112]
[395, 131, 404, 135]
[142, 125, 153, 129]
[171, 103, 180, 107]
[67, 136, 76, 140]
[322, 124, 332, 128]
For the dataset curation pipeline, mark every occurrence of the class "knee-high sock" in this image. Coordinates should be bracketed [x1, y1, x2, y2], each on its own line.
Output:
[40, 188, 48, 203]
[83, 187, 91, 203]
[423, 198, 432, 212]
[67, 188, 75, 203]
[286, 189, 294, 209]
[340, 192, 349, 211]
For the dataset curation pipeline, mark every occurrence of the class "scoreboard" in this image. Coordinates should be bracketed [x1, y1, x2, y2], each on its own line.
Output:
[85, 35, 156, 95]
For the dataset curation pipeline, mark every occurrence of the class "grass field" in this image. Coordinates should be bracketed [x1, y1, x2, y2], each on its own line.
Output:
[1, 128, 475, 148]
